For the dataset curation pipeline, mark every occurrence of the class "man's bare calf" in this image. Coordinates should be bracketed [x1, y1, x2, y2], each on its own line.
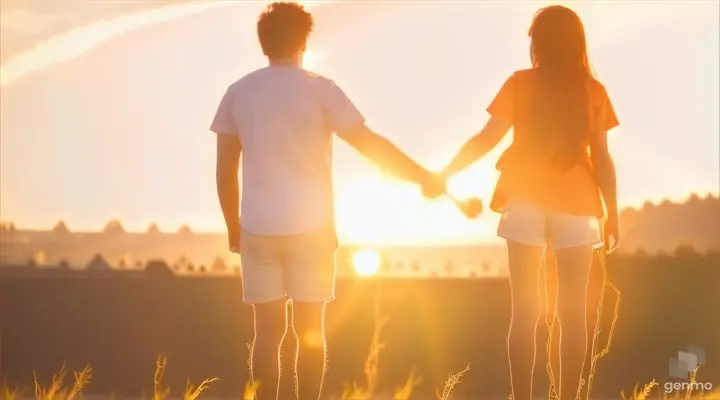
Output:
[251, 300, 288, 400]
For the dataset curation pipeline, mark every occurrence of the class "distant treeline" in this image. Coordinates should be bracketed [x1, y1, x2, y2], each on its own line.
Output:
[1, 193, 718, 268]
[617, 193, 720, 253]
[3, 193, 718, 239]
[1, 251, 718, 399]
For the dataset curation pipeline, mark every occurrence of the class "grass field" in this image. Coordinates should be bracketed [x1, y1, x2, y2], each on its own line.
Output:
[1, 337, 717, 400]
[2, 252, 718, 400]
[2, 312, 717, 400]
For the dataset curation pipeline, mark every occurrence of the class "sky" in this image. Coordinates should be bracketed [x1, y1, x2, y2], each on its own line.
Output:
[0, 1, 718, 245]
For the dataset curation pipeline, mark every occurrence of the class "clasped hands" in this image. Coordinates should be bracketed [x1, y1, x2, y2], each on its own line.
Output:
[418, 171, 484, 219]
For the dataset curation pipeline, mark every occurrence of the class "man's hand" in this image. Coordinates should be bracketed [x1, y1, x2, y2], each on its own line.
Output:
[228, 227, 241, 254]
[216, 133, 242, 254]
[603, 212, 620, 254]
[421, 173, 446, 199]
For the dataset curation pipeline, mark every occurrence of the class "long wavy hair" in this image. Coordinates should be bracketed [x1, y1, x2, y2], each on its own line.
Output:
[527, 6, 593, 169]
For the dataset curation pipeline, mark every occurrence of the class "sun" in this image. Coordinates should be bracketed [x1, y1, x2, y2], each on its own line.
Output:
[352, 248, 381, 277]
[302, 49, 323, 70]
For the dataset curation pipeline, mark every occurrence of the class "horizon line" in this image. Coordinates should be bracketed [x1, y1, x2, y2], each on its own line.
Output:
[1, 190, 717, 233]
[0, 228, 503, 247]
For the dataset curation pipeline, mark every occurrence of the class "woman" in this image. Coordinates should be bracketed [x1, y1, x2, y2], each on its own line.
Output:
[439, 6, 620, 400]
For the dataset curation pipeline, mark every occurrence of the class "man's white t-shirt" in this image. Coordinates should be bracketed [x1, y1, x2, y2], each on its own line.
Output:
[210, 65, 365, 236]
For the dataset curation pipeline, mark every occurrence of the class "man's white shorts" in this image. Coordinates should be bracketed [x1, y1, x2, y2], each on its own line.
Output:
[239, 226, 337, 304]
[498, 200, 602, 250]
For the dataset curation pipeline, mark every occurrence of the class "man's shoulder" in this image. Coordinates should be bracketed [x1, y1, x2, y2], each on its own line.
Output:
[301, 69, 338, 90]
[227, 67, 270, 89]
[229, 68, 336, 89]
[302, 68, 331, 80]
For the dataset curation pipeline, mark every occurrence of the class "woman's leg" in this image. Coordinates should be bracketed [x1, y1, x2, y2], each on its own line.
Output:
[506, 241, 545, 400]
[553, 245, 594, 400]
[541, 248, 561, 394]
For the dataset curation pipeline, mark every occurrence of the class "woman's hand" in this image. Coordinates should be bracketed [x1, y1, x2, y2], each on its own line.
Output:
[455, 197, 484, 219]
[603, 212, 620, 254]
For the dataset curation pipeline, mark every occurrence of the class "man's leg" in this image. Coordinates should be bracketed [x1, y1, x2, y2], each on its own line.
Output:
[251, 300, 289, 400]
[278, 302, 298, 398]
[240, 231, 289, 400]
[292, 301, 328, 400]
[284, 226, 336, 400]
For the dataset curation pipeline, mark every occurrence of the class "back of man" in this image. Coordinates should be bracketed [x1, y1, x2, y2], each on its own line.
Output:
[220, 67, 339, 236]
[212, 63, 365, 304]
[211, 4, 439, 399]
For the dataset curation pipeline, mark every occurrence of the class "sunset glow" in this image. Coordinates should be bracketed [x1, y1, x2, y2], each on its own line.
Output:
[352, 248, 381, 277]
[0, 2, 717, 398]
[0, 1, 717, 245]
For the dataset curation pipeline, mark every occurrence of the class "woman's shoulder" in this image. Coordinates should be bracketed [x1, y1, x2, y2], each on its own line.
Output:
[513, 68, 536, 76]
[586, 77, 611, 101]
[586, 76, 607, 90]
[499, 69, 537, 90]
[509, 68, 536, 81]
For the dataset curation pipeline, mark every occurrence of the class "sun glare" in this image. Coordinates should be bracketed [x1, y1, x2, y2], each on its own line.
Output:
[333, 174, 499, 245]
[352, 248, 381, 277]
[302, 49, 323, 70]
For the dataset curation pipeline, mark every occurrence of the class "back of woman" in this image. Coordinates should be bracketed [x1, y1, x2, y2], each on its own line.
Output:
[439, 6, 621, 400]
[488, 7, 618, 220]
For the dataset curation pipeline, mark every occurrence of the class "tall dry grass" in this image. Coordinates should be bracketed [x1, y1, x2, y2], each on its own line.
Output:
[1, 269, 717, 399]
[541, 246, 622, 400]
[339, 291, 467, 400]
[621, 366, 719, 400]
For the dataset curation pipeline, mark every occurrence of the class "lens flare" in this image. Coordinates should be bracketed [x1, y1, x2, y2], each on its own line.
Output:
[352, 248, 381, 277]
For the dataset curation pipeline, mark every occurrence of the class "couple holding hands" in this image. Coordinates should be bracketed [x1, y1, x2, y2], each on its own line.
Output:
[212, 2, 620, 400]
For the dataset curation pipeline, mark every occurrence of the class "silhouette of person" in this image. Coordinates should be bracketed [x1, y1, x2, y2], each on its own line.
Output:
[434, 6, 620, 400]
[210, 3, 443, 399]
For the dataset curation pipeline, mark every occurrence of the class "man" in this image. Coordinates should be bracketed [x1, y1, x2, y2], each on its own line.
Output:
[211, 3, 443, 399]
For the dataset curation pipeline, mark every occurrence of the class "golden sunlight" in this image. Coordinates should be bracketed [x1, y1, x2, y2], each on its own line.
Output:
[301, 329, 324, 349]
[333, 171, 499, 245]
[302, 49, 324, 70]
[352, 248, 381, 277]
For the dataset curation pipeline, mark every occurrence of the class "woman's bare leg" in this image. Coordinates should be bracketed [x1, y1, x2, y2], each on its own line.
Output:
[553, 245, 594, 400]
[506, 241, 545, 400]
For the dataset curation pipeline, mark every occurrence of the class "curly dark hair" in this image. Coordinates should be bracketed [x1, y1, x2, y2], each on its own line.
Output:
[257, 2, 314, 59]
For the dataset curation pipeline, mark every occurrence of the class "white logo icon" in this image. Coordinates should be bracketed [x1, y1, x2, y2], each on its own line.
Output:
[669, 346, 705, 380]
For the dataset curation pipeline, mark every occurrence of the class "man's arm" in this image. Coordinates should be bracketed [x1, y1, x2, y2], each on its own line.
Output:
[216, 134, 242, 244]
[336, 123, 431, 185]
[321, 79, 431, 186]
[589, 130, 618, 218]
[211, 84, 242, 250]
[440, 116, 511, 178]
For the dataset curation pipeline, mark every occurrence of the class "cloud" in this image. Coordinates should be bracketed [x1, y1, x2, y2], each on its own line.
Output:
[0, 2, 234, 87]
[0, 8, 73, 35]
[0, 0, 328, 87]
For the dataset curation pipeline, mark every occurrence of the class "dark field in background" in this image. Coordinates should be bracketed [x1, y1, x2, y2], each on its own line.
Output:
[1, 252, 718, 399]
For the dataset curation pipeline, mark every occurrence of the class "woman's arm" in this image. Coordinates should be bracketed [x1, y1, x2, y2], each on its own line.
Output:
[441, 116, 512, 178]
[589, 131, 618, 218]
